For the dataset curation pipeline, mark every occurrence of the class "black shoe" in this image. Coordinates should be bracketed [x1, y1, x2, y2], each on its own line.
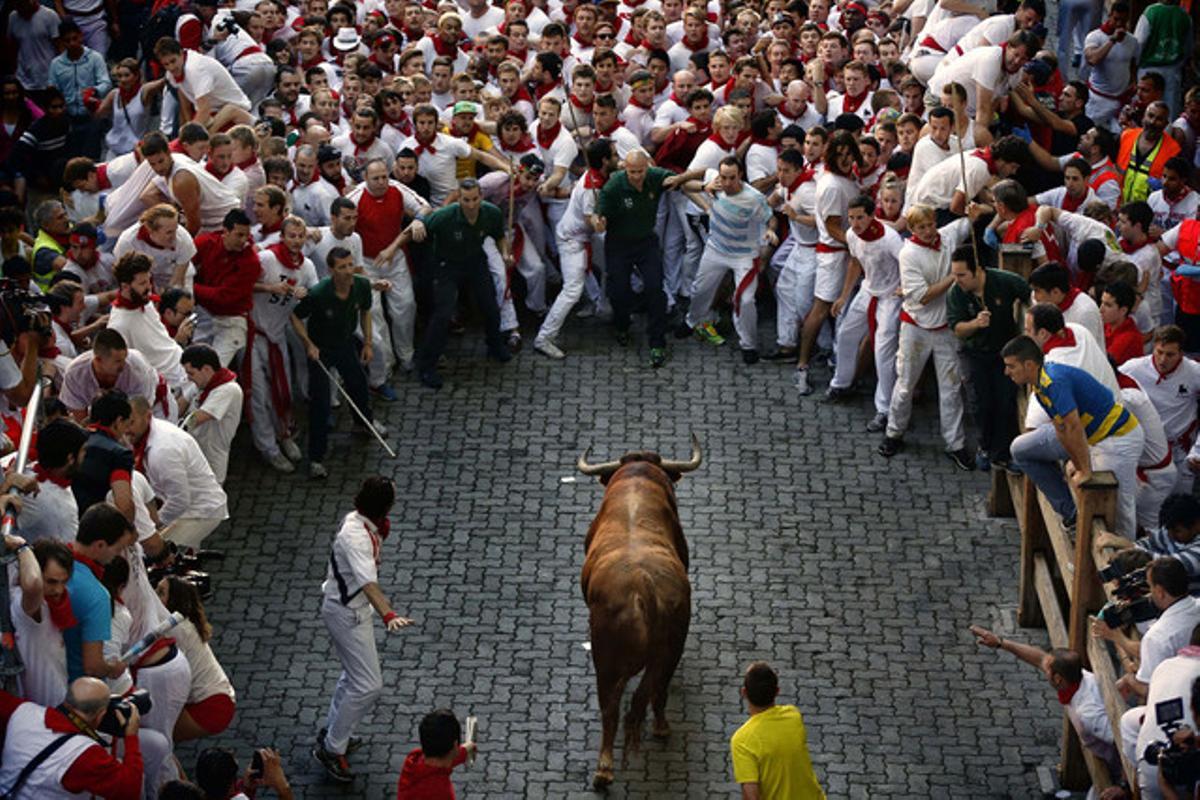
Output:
[448, 317, 465, 335]
[313, 744, 354, 783]
[764, 347, 797, 362]
[674, 321, 693, 339]
[649, 347, 667, 368]
[615, 329, 631, 347]
[487, 346, 513, 363]
[318, 728, 363, 754]
[947, 448, 974, 471]
[822, 386, 853, 403]
[993, 457, 1023, 476]
[419, 370, 443, 390]
[878, 436, 904, 458]
[742, 349, 759, 365]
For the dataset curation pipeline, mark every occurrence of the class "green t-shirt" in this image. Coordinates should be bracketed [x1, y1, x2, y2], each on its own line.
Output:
[424, 201, 505, 268]
[596, 167, 672, 242]
[1140, 3, 1191, 65]
[946, 268, 1030, 354]
[730, 705, 825, 800]
[293, 274, 373, 349]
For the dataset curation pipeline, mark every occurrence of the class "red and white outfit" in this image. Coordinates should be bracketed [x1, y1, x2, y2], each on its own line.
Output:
[113, 222, 196, 294]
[620, 96, 656, 146]
[187, 367, 242, 484]
[886, 219, 973, 450]
[774, 165, 821, 349]
[331, 132, 396, 179]
[1149, 186, 1200, 233]
[108, 294, 188, 390]
[153, 155, 242, 234]
[398, 131, 471, 206]
[824, 89, 874, 127]
[248, 243, 317, 463]
[1118, 379, 1178, 530]
[1121, 353, 1200, 494]
[531, 120, 580, 241]
[831, 221, 904, 417]
[928, 44, 1023, 118]
[137, 417, 229, 549]
[347, 179, 428, 380]
[812, 170, 859, 303]
[537, 170, 605, 346]
[164, 50, 252, 116]
[174, 617, 237, 736]
[208, 17, 276, 108]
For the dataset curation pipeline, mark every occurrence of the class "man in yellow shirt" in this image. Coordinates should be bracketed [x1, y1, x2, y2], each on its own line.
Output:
[730, 662, 826, 799]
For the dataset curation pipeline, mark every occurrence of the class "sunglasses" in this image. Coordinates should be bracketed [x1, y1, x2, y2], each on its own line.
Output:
[596, 31, 614, 39]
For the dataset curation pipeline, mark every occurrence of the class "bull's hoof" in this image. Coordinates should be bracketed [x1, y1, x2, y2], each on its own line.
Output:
[592, 769, 614, 791]
[651, 721, 671, 741]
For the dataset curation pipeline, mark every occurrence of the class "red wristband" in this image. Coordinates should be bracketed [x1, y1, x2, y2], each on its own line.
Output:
[383, 612, 398, 624]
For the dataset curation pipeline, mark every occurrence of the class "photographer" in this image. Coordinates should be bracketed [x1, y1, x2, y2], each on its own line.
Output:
[0, 676, 143, 798]
[196, 746, 294, 800]
[1095, 558, 1200, 703]
[1098, 495, 1200, 596]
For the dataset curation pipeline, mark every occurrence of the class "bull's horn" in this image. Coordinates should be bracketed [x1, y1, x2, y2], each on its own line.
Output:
[660, 433, 703, 473]
[577, 446, 621, 476]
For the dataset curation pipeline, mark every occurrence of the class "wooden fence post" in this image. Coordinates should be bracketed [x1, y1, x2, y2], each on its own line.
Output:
[1018, 474, 1047, 628]
[1069, 472, 1118, 665]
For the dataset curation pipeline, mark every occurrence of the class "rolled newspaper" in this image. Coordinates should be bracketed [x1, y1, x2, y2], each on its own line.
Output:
[464, 715, 477, 764]
[119, 612, 184, 663]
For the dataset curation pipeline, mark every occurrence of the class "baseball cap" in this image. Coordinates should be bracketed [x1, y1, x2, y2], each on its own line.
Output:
[452, 100, 477, 116]
[519, 154, 546, 175]
[317, 144, 342, 164]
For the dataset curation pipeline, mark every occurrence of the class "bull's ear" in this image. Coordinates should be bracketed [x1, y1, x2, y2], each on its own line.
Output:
[599, 474, 613, 486]
[664, 470, 683, 483]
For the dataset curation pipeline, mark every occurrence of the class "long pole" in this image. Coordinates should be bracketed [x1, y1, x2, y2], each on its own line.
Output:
[313, 360, 397, 458]
[956, 107, 982, 269]
[0, 368, 42, 678]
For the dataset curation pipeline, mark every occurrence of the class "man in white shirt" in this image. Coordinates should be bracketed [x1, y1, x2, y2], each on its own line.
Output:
[154, 38, 254, 133]
[907, 107, 957, 192]
[306, 198, 365, 281]
[399, 104, 474, 206]
[7, 418, 87, 544]
[1029, 262, 1105, 346]
[928, 30, 1038, 130]
[1083, 2, 1140, 132]
[1122, 326, 1200, 494]
[314, 477, 413, 783]
[126, 396, 228, 550]
[59, 329, 166, 423]
[180, 344, 243, 486]
[107, 253, 187, 396]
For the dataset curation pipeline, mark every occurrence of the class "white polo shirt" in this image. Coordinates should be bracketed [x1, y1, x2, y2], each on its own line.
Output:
[1138, 596, 1200, 684]
[166, 50, 252, 112]
[398, 132, 471, 206]
[1121, 355, 1200, 453]
[929, 45, 1022, 117]
[140, 418, 229, 526]
[322, 510, 381, 609]
[108, 303, 187, 389]
[188, 379, 242, 485]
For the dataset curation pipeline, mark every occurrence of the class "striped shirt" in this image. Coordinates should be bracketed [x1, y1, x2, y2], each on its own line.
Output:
[1033, 362, 1138, 445]
[1137, 528, 1200, 595]
[706, 185, 772, 259]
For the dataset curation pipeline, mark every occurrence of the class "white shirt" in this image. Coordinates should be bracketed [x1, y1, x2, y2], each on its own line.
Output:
[557, 171, 603, 242]
[305, 227, 364, 280]
[825, 91, 874, 127]
[1138, 596, 1200, 683]
[7, 7, 60, 90]
[1125, 241, 1164, 325]
[652, 98, 689, 130]
[1027, 321, 1121, 428]
[532, 122, 580, 200]
[398, 132, 471, 206]
[814, 172, 859, 249]
[941, 13, 1016, 63]
[173, 617, 235, 704]
[331, 133, 396, 176]
[10, 589, 67, 708]
[847, 225, 904, 298]
[252, 249, 319, 343]
[166, 50, 251, 112]
[1149, 188, 1200, 232]
[779, 174, 819, 246]
[908, 136, 957, 194]
[929, 45, 1022, 116]
[60, 348, 160, 416]
[461, 6, 505, 38]
[108, 302, 187, 388]
[1083, 27, 1140, 98]
[154, 156, 242, 234]
[1062, 290, 1106, 349]
[114, 224, 197, 294]
[188, 379, 242, 485]
[5, 458, 77, 544]
[292, 179, 342, 228]
[322, 510, 381, 608]
[745, 143, 778, 185]
[907, 146, 991, 212]
[140, 418, 229, 525]
[621, 104, 656, 146]
[1121, 385, 1172, 468]
[898, 218, 972, 329]
[1065, 670, 1118, 768]
[1121, 355, 1200, 453]
[1136, 650, 1200, 764]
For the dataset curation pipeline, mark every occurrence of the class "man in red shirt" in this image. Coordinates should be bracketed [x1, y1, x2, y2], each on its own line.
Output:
[346, 158, 430, 399]
[0, 677, 144, 798]
[396, 709, 476, 800]
[1101, 280, 1146, 365]
[191, 209, 260, 367]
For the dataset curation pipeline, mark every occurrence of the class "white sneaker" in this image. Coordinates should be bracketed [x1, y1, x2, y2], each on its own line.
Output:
[309, 462, 328, 479]
[575, 302, 596, 319]
[266, 452, 295, 473]
[280, 437, 302, 462]
[794, 367, 812, 396]
[534, 338, 566, 359]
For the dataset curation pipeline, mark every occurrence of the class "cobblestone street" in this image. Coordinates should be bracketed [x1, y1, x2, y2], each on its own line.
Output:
[179, 314, 1062, 798]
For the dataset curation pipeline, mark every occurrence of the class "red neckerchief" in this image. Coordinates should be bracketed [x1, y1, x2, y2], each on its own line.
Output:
[236, 155, 259, 171]
[583, 168, 605, 189]
[1042, 328, 1078, 353]
[750, 136, 778, 150]
[1120, 236, 1146, 254]
[508, 84, 534, 105]
[96, 164, 111, 190]
[533, 80, 561, 100]
[70, 545, 105, 581]
[909, 233, 941, 250]
[113, 291, 158, 310]
[1165, 185, 1191, 204]
[47, 231, 71, 249]
[131, 423, 150, 472]
[259, 218, 283, 237]
[33, 463, 72, 489]
[412, 133, 438, 156]
[840, 89, 869, 114]
[508, 46, 529, 62]
[623, 28, 641, 46]
[299, 54, 325, 70]
[430, 31, 469, 56]
[536, 121, 562, 149]
[134, 224, 155, 247]
[118, 82, 140, 106]
[351, 133, 377, 156]
[1056, 681, 1081, 705]
[1062, 188, 1087, 213]
[1057, 286, 1081, 312]
[683, 29, 709, 51]
[504, 134, 536, 153]
[971, 148, 996, 175]
[857, 219, 886, 241]
[627, 95, 653, 110]
[1100, 19, 1118, 35]
[707, 130, 735, 148]
[1155, 357, 1182, 383]
[45, 590, 77, 630]
[198, 366, 237, 406]
[204, 160, 231, 180]
[268, 242, 303, 270]
[572, 31, 593, 48]
[596, 119, 623, 136]
[668, 92, 685, 108]
[569, 93, 593, 113]
[595, 77, 614, 94]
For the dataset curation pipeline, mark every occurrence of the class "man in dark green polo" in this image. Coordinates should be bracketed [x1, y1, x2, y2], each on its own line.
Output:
[412, 178, 512, 389]
[592, 148, 689, 368]
[947, 243, 1030, 471]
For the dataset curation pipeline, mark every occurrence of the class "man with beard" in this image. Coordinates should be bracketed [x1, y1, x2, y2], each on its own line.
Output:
[1118, 101, 1183, 203]
[107, 253, 187, 394]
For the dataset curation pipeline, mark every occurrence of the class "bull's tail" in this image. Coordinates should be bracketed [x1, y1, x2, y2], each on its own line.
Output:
[621, 591, 657, 764]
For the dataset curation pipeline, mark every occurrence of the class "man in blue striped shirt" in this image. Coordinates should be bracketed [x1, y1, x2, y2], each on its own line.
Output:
[683, 156, 776, 364]
[1098, 494, 1200, 595]
[1004, 334, 1145, 536]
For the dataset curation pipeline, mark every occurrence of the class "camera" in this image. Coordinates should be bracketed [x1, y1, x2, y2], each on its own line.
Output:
[1144, 698, 1200, 787]
[1099, 595, 1160, 628]
[145, 543, 224, 601]
[1113, 568, 1150, 602]
[0, 279, 59, 344]
[97, 689, 152, 737]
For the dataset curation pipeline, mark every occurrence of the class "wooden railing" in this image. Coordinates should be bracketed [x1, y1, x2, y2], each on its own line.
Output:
[991, 468, 1138, 793]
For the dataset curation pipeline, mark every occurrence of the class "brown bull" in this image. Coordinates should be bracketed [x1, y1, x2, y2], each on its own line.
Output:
[577, 436, 701, 790]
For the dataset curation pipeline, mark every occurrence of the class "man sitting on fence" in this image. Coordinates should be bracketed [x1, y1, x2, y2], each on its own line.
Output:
[970, 625, 1121, 778]
[1003, 335, 1144, 537]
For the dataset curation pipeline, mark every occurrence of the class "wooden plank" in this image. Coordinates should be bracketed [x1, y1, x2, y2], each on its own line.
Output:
[1037, 489, 1077, 602]
[1071, 475, 1119, 663]
[1088, 635, 1139, 791]
[1033, 554, 1068, 648]
[1019, 474, 1048, 627]
[988, 466, 1015, 518]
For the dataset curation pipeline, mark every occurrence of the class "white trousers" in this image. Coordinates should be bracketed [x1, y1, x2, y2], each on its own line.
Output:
[484, 237, 519, 332]
[321, 598, 383, 755]
[659, 192, 687, 304]
[230, 56, 276, 111]
[1171, 445, 1197, 495]
[775, 243, 817, 348]
[210, 315, 247, 368]
[1086, 93, 1124, 134]
[249, 334, 290, 459]
[686, 250, 760, 350]
[161, 516, 223, 549]
[366, 254, 416, 384]
[886, 322, 966, 450]
[69, 12, 109, 54]
[1137, 462, 1178, 531]
[134, 727, 174, 798]
[1121, 706, 1164, 800]
[133, 647, 193, 753]
[831, 292, 902, 415]
[538, 236, 595, 343]
[909, 49, 943, 85]
[1093, 425, 1147, 538]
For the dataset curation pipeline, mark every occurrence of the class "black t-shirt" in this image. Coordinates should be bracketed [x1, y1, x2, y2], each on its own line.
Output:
[72, 428, 135, 517]
[1051, 113, 1095, 156]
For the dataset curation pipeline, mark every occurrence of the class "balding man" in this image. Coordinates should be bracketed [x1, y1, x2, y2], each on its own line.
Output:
[0, 676, 145, 798]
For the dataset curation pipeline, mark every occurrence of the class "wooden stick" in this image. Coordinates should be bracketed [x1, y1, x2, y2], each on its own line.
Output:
[956, 107, 982, 268]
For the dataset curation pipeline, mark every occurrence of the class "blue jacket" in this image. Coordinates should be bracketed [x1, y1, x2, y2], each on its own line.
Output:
[49, 48, 111, 116]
